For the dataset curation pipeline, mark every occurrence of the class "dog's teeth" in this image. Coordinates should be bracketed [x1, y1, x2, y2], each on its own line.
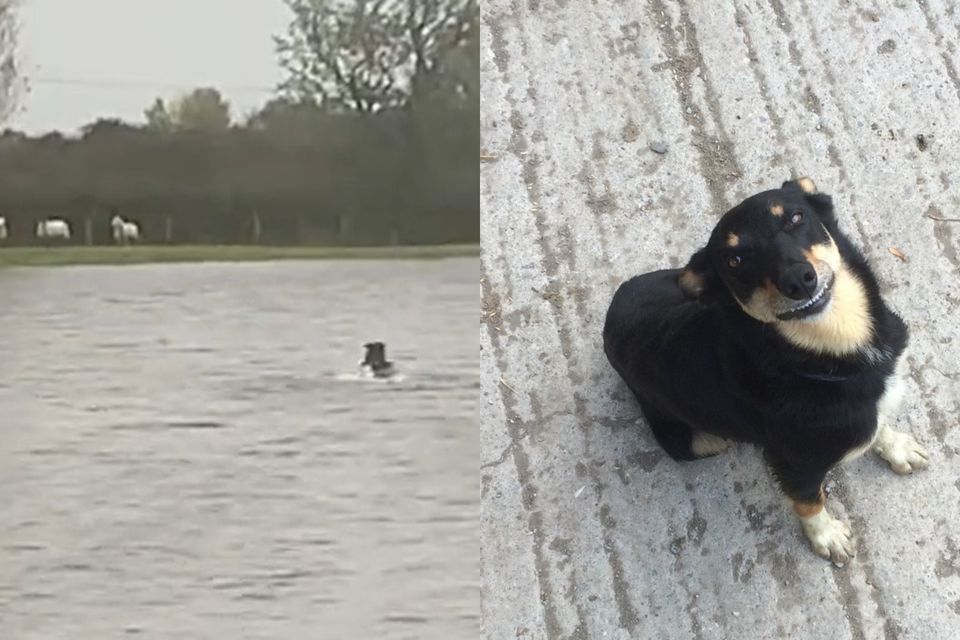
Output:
[794, 287, 826, 313]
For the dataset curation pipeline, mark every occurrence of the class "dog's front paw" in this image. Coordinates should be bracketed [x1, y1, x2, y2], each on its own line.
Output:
[800, 510, 856, 566]
[873, 427, 929, 475]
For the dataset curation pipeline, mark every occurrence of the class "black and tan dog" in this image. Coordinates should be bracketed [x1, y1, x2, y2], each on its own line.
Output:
[603, 177, 928, 564]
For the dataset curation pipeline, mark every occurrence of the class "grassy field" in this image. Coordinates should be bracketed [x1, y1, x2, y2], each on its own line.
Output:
[0, 244, 480, 267]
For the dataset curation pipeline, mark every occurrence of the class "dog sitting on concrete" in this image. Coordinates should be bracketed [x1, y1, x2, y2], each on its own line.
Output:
[360, 341, 396, 379]
[603, 177, 928, 565]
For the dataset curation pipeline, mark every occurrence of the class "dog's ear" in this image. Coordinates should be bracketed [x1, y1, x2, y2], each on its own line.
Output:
[782, 176, 836, 226]
[781, 176, 817, 194]
[678, 246, 717, 301]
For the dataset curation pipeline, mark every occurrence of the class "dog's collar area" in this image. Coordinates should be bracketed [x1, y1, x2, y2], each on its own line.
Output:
[794, 354, 882, 382]
[794, 369, 851, 382]
[784, 341, 892, 383]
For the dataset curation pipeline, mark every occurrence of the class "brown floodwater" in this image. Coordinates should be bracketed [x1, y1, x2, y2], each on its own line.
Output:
[0, 258, 478, 639]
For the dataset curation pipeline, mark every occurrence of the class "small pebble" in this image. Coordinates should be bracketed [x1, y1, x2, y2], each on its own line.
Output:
[649, 141, 669, 154]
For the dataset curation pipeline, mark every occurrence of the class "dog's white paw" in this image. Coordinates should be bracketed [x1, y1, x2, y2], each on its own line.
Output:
[800, 510, 856, 566]
[873, 427, 929, 475]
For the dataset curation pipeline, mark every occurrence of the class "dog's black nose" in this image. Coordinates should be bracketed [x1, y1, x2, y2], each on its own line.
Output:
[778, 263, 818, 300]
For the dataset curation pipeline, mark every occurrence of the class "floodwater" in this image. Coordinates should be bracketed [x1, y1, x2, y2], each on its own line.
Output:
[0, 258, 479, 639]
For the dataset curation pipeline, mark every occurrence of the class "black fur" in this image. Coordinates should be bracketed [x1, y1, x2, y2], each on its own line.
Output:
[603, 179, 907, 505]
[361, 342, 393, 374]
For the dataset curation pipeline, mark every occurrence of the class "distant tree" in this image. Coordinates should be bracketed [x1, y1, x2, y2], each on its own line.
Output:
[403, 0, 477, 100]
[0, 126, 23, 141]
[81, 118, 140, 139]
[144, 97, 173, 132]
[36, 130, 64, 144]
[247, 96, 311, 130]
[169, 87, 231, 132]
[403, 7, 477, 232]
[276, 0, 404, 112]
[276, 0, 477, 112]
[244, 96, 341, 145]
[409, 6, 477, 112]
[0, 0, 21, 123]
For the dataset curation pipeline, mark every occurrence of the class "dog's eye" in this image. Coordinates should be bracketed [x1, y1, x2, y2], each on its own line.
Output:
[727, 255, 742, 269]
[789, 211, 803, 226]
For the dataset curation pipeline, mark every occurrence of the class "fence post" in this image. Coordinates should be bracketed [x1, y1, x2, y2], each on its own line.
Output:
[164, 216, 173, 243]
[84, 216, 93, 246]
[252, 209, 261, 244]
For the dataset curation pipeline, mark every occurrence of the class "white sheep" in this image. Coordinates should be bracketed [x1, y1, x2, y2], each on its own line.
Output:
[111, 215, 140, 244]
[36, 218, 71, 240]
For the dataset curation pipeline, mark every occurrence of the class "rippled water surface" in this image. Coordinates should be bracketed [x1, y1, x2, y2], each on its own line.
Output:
[0, 258, 478, 639]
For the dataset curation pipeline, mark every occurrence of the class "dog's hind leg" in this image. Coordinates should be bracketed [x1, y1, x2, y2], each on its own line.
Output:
[636, 401, 723, 461]
[690, 431, 730, 458]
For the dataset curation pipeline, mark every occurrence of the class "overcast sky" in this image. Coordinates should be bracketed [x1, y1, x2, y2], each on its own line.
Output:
[10, 0, 291, 135]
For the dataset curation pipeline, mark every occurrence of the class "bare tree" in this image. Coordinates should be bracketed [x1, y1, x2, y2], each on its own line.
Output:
[407, 0, 477, 106]
[276, 0, 477, 112]
[0, 0, 21, 124]
[403, 0, 476, 81]
[276, 0, 401, 112]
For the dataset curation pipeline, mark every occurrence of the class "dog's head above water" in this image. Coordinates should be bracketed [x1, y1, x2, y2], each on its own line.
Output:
[679, 178, 870, 352]
[362, 341, 387, 366]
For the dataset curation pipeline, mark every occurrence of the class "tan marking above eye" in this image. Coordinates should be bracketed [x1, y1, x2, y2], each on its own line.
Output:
[726, 232, 739, 247]
[770, 203, 784, 216]
[796, 177, 817, 193]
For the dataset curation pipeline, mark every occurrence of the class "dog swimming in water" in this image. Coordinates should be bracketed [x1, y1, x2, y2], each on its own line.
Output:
[360, 341, 397, 378]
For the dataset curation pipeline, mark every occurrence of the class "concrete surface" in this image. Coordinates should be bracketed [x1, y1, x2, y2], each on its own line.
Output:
[480, 1, 960, 639]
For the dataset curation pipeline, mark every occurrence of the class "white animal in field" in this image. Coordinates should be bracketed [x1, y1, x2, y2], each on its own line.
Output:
[0, 217, 7, 240]
[111, 215, 140, 244]
[36, 218, 71, 240]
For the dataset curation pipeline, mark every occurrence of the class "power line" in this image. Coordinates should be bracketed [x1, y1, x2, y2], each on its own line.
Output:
[27, 75, 279, 94]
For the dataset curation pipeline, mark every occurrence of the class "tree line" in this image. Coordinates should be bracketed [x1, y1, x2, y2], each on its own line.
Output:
[0, 0, 478, 247]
